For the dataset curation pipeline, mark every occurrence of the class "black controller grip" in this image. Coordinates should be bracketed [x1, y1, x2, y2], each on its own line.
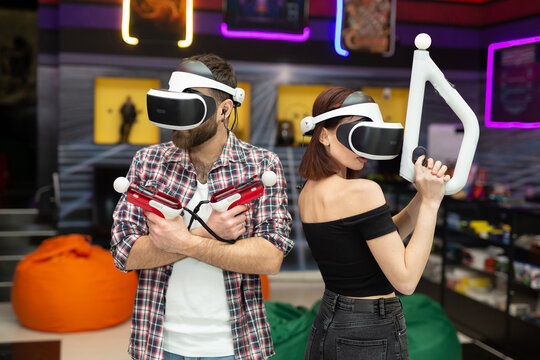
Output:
[412, 146, 428, 167]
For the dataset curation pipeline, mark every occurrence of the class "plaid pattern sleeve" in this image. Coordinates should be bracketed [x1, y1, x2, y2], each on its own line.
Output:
[250, 151, 294, 255]
[110, 151, 148, 273]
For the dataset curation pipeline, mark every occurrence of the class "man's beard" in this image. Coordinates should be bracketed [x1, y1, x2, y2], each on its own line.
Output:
[172, 117, 219, 149]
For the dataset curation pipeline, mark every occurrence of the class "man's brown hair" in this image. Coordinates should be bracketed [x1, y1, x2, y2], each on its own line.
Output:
[177, 53, 237, 104]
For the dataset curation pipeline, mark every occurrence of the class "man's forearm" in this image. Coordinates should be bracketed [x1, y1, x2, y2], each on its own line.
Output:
[184, 235, 284, 275]
[124, 226, 239, 270]
[125, 235, 187, 270]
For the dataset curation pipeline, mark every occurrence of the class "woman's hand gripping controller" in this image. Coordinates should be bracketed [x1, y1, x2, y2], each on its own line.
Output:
[413, 156, 451, 205]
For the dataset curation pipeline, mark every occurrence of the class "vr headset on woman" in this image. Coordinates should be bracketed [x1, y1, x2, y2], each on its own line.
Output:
[300, 92, 404, 160]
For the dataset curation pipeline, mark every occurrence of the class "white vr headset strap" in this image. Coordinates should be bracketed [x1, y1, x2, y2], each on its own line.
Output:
[300, 103, 384, 136]
[169, 72, 245, 105]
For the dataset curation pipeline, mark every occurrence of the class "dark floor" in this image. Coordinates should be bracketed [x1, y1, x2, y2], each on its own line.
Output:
[462, 343, 507, 360]
[0, 341, 60, 360]
[0, 341, 507, 360]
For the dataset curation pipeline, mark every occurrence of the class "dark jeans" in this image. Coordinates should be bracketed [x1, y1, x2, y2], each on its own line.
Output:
[305, 289, 409, 360]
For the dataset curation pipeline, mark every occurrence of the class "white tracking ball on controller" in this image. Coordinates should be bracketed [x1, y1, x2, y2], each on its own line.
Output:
[261, 171, 277, 187]
[414, 33, 431, 50]
[113, 177, 130, 194]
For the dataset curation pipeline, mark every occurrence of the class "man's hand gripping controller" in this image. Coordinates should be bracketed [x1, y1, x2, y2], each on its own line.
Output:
[113, 177, 183, 219]
[113, 177, 252, 244]
[210, 171, 277, 212]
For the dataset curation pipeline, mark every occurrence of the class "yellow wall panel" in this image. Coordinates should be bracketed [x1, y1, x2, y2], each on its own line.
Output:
[277, 84, 331, 146]
[94, 77, 161, 145]
[233, 81, 251, 143]
[361, 87, 409, 126]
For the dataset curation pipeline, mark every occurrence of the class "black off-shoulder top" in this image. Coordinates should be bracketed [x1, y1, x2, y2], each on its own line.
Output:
[302, 204, 397, 297]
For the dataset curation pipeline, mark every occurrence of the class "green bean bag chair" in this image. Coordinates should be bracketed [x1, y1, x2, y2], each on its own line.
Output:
[401, 294, 461, 360]
[265, 293, 461, 360]
[265, 301, 317, 359]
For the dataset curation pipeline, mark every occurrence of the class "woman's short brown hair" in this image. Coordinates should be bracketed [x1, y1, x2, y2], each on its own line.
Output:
[298, 87, 354, 180]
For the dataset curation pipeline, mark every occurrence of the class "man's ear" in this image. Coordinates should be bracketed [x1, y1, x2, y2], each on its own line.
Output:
[218, 99, 234, 120]
[319, 127, 330, 146]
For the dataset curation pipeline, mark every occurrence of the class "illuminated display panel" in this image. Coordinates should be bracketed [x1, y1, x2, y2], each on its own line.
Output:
[222, 0, 309, 41]
[485, 35, 540, 129]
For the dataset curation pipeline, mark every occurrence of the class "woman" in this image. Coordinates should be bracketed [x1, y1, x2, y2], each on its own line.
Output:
[298, 87, 450, 360]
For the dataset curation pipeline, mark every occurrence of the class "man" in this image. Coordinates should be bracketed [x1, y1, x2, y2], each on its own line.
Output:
[111, 54, 293, 360]
[119, 96, 137, 143]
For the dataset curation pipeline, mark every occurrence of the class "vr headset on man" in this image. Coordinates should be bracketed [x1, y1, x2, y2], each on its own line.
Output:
[147, 60, 245, 130]
[300, 91, 404, 160]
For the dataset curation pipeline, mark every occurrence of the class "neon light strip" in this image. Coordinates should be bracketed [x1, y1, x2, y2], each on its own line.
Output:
[220, 23, 310, 42]
[178, 0, 193, 48]
[485, 35, 540, 129]
[334, 0, 349, 57]
[121, 0, 193, 48]
[121, 0, 138, 45]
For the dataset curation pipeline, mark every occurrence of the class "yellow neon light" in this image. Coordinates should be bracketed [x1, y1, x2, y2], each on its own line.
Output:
[121, 0, 193, 48]
[178, 0, 193, 48]
[121, 0, 138, 45]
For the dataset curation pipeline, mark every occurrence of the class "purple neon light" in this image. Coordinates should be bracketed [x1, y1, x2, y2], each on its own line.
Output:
[220, 23, 310, 41]
[485, 35, 540, 129]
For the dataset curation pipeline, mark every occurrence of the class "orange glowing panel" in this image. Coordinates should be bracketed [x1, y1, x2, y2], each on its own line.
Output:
[122, 0, 193, 48]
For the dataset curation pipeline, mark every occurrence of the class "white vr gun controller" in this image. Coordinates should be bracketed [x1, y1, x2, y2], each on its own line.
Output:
[399, 33, 480, 195]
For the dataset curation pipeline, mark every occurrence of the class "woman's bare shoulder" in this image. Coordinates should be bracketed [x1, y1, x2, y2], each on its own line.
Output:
[344, 178, 387, 209]
[299, 176, 388, 222]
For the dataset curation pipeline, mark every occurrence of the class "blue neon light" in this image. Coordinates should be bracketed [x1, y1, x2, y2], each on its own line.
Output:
[334, 0, 349, 57]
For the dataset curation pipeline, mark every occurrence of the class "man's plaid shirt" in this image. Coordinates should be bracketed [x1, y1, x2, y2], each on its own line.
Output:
[111, 133, 293, 360]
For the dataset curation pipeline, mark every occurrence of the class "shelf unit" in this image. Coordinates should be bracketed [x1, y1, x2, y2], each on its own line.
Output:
[428, 198, 540, 359]
[379, 180, 540, 358]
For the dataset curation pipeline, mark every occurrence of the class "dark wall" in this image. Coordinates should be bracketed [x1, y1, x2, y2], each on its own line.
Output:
[34, 1, 540, 236]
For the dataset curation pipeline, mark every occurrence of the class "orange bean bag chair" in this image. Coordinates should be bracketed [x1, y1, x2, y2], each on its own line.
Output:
[11, 234, 138, 333]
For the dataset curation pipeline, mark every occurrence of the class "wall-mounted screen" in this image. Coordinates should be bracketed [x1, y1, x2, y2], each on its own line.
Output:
[485, 36, 540, 129]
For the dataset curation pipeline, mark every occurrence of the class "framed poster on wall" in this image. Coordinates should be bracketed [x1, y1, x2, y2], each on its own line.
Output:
[94, 77, 161, 145]
[122, 0, 193, 47]
[335, 0, 396, 57]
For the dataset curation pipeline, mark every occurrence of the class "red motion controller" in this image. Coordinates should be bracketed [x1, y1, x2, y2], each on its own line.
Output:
[113, 177, 182, 219]
[209, 171, 277, 212]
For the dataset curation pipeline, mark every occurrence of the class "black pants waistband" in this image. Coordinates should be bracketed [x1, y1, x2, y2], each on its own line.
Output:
[322, 288, 401, 317]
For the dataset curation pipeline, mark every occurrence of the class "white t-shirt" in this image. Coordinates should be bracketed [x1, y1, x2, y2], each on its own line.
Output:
[163, 181, 234, 357]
